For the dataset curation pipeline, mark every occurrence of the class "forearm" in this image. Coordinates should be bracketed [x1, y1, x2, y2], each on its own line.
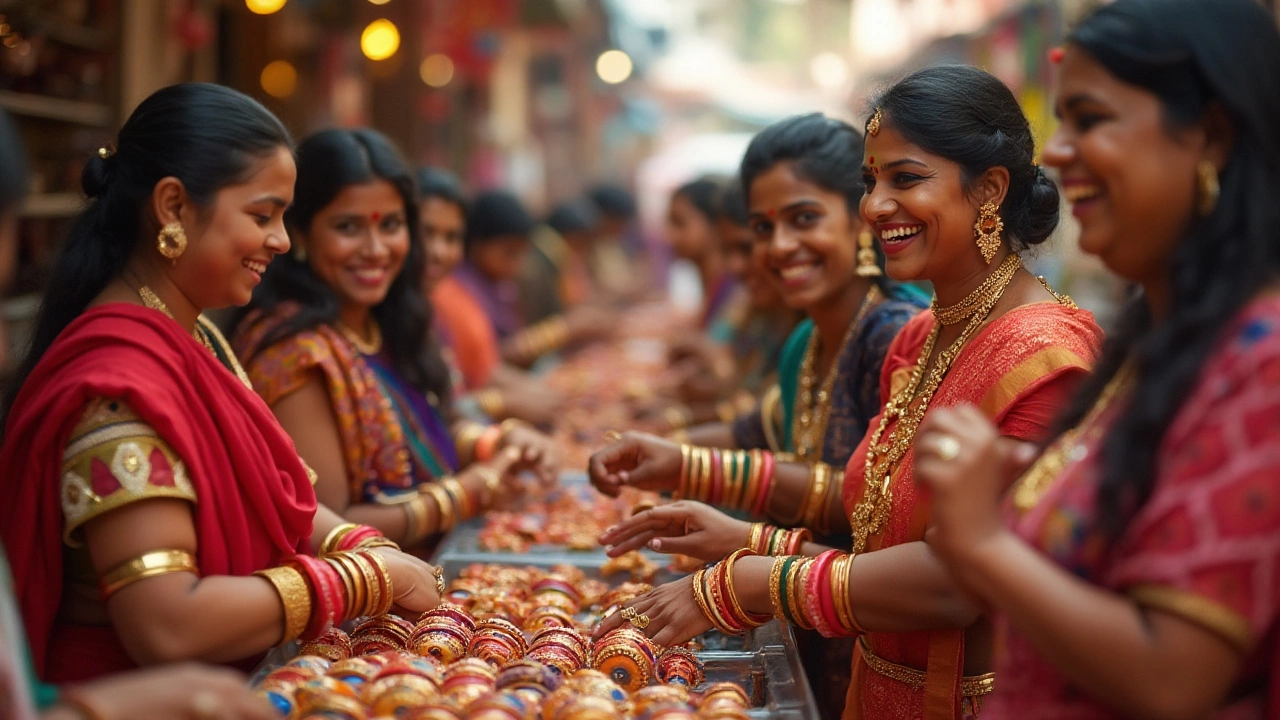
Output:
[949, 531, 1238, 719]
[684, 423, 736, 449]
[109, 574, 284, 665]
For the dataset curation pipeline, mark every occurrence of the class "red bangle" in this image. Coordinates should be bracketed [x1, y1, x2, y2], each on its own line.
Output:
[293, 555, 342, 640]
[335, 525, 383, 552]
[753, 452, 776, 516]
[806, 550, 841, 637]
[474, 427, 502, 462]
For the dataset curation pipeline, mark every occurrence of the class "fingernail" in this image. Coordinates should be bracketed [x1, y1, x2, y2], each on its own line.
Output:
[650, 539, 662, 550]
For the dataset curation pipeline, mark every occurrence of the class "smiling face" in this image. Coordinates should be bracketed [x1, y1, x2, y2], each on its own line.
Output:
[298, 179, 409, 314]
[747, 161, 860, 312]
[859, 125, 991, 286]
[174, 146, 295, 309]
[421, 195, 465, 291]
[666, 193, 717, 261]
[719, 215, 782, 310]
[1042, 46, 1204, 286]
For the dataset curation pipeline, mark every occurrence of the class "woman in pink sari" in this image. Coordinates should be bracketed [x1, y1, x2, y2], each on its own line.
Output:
[917, 0, 1280, 717]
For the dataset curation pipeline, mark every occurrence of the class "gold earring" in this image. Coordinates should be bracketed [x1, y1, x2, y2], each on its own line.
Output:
[856, 230, 882, 277]
[974, 202, 1003, 263]
[156, 222, 187, 262]
[1196, 160, 1219, 217]
[293, 243, 307, 262]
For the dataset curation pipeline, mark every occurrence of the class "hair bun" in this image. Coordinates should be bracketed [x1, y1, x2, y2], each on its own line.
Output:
[1015, 166, 1062, 247]
[81, 152, 117, 199]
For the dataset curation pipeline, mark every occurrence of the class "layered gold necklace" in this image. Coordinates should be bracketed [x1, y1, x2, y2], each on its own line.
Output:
[850, 253, 1023, 553]
[337, 321, 384, 355]
[137, 285, 253, 389]
[1009, 363, 1134, 511]
[792, 285, 883, 463]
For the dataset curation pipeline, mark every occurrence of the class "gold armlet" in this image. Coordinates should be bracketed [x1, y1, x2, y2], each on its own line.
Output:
[99, 549, 198, 600]
[254, 566, 313, 643]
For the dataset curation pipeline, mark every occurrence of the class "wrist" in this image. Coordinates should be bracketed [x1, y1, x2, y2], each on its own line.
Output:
[944, 527, 1019, 601]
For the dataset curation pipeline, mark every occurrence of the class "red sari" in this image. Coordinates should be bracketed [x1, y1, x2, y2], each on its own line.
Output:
[0, 304, 315, 680]
[992, 296, 1280, 719]
[841, 302, 1103, 720]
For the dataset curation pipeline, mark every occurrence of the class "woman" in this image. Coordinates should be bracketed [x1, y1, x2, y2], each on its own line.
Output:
[917, 1, 1280, 717]
[668, 177, 739, 339]
[431, 190, 610, 388]
[594, 67, 1104, 720]
[0, 84, 441, 685]
[417, 168, 564, 427]
[232, 130, 558, 552]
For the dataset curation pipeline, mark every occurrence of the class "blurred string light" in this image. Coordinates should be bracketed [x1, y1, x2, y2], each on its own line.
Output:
[260, 60, 297, 98]
[361, 19, 400, 61]
[367, 0, 391, 4]
[420, 54, 455, 87]
[595, 49, 633, 84]
[810, 51, 850, 89]
[245, 0, 287, 15]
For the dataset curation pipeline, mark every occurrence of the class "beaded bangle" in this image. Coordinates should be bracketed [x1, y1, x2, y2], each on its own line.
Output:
[255, 565, 312, 643]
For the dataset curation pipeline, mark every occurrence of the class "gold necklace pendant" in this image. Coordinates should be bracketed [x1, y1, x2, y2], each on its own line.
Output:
[337, 321, 383, 355]
[931, 253, 1022, 326]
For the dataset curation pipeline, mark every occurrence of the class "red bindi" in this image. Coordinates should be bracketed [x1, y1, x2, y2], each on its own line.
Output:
[766, 208, 777, 219]
[370, 211, 382, 222]
[1048, 47, 1065, 64]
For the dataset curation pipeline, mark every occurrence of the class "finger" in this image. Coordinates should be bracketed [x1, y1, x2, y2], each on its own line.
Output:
[604, 530, 660, 557]
[648, 533, 706, 556]
[594, 606, 627, 638]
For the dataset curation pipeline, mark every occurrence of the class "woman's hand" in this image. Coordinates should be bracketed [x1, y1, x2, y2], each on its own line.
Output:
[599, 501, 750, 563]
[497, 422, 560, 485]
[914, 405, 1039, 565]
[587, 431, 682, 497]
[461, 447, 527, 508]
[59, 663, 276, 720]
[495, 383, 564, 428]
[592, 575, 713, 647]
[370, 547, 443, 615]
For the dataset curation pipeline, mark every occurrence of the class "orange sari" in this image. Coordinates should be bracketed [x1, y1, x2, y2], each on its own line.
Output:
[840, 302, 1103, 720]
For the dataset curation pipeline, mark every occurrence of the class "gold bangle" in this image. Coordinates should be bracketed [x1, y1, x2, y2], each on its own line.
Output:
[406, 494, 430, 544]
[788, 559, 813, 630]
[454, 422, 487, 464]
[698, 448, 713, 503]
[768, 556, 786, 619]
[326, 554, 361, 621]
[677, 444, 691, 499]
[355, 550, 392, 617]
[255, 566, 313, 643]
[803, 463, 830, 530]
[747, 523, 764, 554]
[476, 389, 505, 419]
[320, 523, 359, 556]
[729, 450, 747, 510]
[423, 483, 456, 531]
[690, 569, 716, 627]
[100, 549, 197, 599]
[442, 477, 473, 519]
[664, 406, 693, 431]
[741, 450, 761, 514]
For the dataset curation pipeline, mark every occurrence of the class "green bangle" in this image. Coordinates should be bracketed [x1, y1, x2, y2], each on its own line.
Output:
[777, 556, 800, 626]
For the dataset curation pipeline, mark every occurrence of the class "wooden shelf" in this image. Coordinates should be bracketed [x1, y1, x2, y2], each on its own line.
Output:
[0, 91, 112, 126]
[20, 193, 82, 219]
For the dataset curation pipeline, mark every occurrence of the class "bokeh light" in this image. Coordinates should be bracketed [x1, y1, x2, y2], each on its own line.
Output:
[245, 0, 287, 15]
[596, 49, 633, 84]
[420, 54, 455, 88]
[260, 60, 297, 98]
[361, 19, 400, 61]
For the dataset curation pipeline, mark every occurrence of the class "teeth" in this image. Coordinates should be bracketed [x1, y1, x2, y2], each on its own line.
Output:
[1064, 184, 1102, 202]
[880, 225, 923, 240]
[243, 260, 266, 273]
[778, 264, 816, 280]
[354, 269, 385, 280]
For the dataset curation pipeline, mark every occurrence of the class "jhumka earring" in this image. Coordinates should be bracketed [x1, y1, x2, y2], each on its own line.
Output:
[867, 108, 883, 137]
[974, 202, 1003, 263]
[856, 230, 882, 277]
[1196, 160, 1220, 217]
[156, 222, 187, 262]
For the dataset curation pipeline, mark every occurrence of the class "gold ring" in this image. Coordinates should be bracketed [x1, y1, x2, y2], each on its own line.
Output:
[191, 691, 221, 720]
[604, 430, 623, 442]
[620, 607, 637, 620]
[630, 613, 651, 630]
[433, 565, 445, 596]
[934, 435, 961, 461]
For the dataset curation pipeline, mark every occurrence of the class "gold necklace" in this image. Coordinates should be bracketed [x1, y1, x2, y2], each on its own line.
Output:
[931, 253, 1022, 325]
[137, 285, 254, 389]
[337, 321, 383, 355]
[792, 285, 882, 463]
[850, 254, 1022, 553]
[1010, 363, 1134, 511]
[138, 286, 216, 354]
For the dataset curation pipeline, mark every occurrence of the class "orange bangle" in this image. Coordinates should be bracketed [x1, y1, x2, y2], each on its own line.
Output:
[473, 426, 502, 462]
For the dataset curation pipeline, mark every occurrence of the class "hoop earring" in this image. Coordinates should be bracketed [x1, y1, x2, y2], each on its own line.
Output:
[974, 202, 1003, 264]
[1196, 160, 1219, 217]
[855, 230, 882, 277]
[156, 222, 187, 262]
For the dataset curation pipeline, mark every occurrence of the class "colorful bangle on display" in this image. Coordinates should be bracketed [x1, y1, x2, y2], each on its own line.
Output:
[255, 565, 313, 643]
[99, 549, 198, 600]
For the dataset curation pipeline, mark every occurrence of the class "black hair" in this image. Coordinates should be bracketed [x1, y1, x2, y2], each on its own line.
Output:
[868, 66, 1060, 250]
[739, 113, 894, 290]
[0, 110, 29, 217]
[588, 184, 636, 219]
[231, 128, 451, 404]
[4, 83, 292, 419]
[547, 199, 600, 237]
[416, 166, 468, 216]
[465, 190, 534, 252]
[1051, 0, 1280, 536]
[671, 177, 722, 223]
[717, 179, 749, 228]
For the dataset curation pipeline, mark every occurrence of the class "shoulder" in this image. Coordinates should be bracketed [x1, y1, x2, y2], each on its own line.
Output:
[1176, 296, 1280, 416]
[863, 297, 926, 346]
[780, 320, 815, 362]
[971, 303, 1103, 373]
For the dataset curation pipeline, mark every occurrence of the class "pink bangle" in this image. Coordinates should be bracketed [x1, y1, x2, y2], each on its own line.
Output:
[293, 555, 341, 640]
[805, 550, 840, 637]
[753, 452, 776, 516]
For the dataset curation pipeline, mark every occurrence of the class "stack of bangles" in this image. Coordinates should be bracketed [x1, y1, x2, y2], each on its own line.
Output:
[252, 523, 403, 645]
[455, 419, 530, 465]
[512, 316, 569, 361]
[778, 462, 841, 532]
[674, 445, 776, 516]
[746, 523, 811, 556]
[405, 475, 484, 542]
[691, 549, 772, 636]
[765, 549, 863, 638]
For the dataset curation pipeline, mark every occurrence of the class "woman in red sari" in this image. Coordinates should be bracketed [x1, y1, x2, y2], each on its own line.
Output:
[595, 67, 1103, 720]
[0, 84, 441, 686]
[917, 1, 1280, 717]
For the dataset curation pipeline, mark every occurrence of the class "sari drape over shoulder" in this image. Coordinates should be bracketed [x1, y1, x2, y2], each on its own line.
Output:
[992, 296, 1280, 719]
[0, 304, 316, 679]
[431, 272, 503, 390]
[234, 306, 458, 505]
[841, 302, 1103, 720]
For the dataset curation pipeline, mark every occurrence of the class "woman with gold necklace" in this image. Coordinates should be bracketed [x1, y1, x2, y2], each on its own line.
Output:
[595, 66, 1104, 720]
[917, 1, 1280, 717]
[232, 129, 559, 554]
[0, 84, 444, 687]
